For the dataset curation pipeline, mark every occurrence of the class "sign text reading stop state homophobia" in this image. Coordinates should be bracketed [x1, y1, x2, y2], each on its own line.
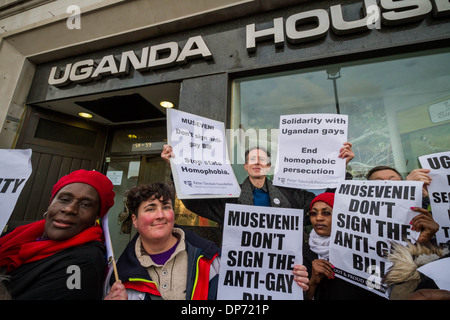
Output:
[167, 108, 240, 199]
[329, 180, 423, 298]
[218, 204, 303, 300]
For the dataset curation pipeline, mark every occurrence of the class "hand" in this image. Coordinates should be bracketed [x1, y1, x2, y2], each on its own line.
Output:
[104, 281, 128, 300]
[410, 207, 439, 244]
[406, 169, 432, 185]
[406, 169, 431, 197]
[293, 264, 309, 291]
[310, 259, 334, 285]
[161, 144, 174, 164]
[339, 142, 354, 165]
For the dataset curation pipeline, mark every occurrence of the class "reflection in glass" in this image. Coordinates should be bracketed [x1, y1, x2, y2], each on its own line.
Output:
[231, 48, 450, 181]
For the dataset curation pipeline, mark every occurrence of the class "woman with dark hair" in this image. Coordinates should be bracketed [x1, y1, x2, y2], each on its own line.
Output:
[104, 183, 220, 300]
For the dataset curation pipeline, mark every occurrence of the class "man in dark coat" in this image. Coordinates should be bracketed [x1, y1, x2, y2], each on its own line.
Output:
[161, 144, 354, 225]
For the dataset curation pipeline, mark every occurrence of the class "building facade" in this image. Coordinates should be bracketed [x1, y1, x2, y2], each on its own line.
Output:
[1, 0, 449, 255]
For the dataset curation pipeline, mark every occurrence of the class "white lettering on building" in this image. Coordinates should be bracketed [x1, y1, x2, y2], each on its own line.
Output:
[49, 35, 212, 87]
[246, 0, 449, 52]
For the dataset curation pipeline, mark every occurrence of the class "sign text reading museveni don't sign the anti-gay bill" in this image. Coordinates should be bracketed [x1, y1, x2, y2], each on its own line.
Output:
[218, 203, 304, 300]
[329, 180, 423, 298]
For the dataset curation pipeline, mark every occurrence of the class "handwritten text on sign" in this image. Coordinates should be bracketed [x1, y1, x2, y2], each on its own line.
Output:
[167, 108, 240, 199]
[218, 203, 303, 300]
[329, 180, 422, 298]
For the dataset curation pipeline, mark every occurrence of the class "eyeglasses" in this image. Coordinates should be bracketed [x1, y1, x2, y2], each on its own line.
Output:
[248, 156, 270, 164]
[307, 210, 332, 217]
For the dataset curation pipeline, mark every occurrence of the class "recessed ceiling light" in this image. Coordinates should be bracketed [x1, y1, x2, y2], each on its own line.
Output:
[78, 112, 93, 119]
[160, 101, 174, 108]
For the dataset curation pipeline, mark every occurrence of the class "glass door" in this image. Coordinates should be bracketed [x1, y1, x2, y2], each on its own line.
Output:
[105, 157, 142, 257]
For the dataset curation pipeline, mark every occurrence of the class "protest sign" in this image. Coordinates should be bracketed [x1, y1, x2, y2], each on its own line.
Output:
[0, 149, 32, 233]
[217, 203, 303, 300]
[329, 180, 423, 298]
[419, 151, 450, 245]
[273, 113, 348, 189]
[417, 257, 450, 291]
[167, 108, 240, 199]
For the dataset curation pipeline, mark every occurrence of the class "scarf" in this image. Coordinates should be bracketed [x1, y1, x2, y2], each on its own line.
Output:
[0, 219, 103, 272]
[308, 229, 330, 260]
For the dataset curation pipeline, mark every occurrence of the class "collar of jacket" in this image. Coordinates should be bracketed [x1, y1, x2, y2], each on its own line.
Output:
[384, 241, 449, 285]
[239, 177, 291, 208]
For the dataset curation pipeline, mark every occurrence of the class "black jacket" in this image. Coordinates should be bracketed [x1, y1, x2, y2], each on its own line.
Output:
[303, 242, 384, 300]
[182, 177, 315, 224]
[8, 241, 105, 300]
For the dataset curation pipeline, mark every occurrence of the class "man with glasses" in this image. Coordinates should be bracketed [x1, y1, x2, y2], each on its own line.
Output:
[161, 144, 354, 224]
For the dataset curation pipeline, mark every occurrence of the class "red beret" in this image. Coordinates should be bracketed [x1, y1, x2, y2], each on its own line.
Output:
[310, 192, 335, 210]
[51, 169, 115, 217]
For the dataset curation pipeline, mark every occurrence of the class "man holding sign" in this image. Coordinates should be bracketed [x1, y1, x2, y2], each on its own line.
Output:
[161, 141, 354, 224]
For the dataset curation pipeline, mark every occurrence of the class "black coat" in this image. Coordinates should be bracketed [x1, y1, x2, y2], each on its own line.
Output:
[303, 242, 384, 300]
[182, 177, 315, 224]
[8, 241, 105, 300]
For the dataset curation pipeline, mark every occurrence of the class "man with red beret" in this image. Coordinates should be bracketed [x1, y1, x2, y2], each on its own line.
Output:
[0, 169, 115, 300]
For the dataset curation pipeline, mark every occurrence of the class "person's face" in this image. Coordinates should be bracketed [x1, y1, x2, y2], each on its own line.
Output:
[309, 201, 333, 237]
[369, 169, 402, 181]
[132, 196, 175, 242]
[244, 149, 271, 179]
[44, 183, 100, 241]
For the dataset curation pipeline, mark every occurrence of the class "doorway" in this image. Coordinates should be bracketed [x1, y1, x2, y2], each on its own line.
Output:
[105, 154, 173, 256]
[104, 122, 221, 257]
[7, 106, 107, 231]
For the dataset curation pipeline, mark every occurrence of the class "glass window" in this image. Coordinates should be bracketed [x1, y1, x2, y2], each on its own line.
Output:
[230, 48, 450, 182]
[35, 118, 97, 147]
[109, 120, 167, 154]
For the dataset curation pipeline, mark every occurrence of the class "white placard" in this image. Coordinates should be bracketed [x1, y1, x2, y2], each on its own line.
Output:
[273, 113, 348, 189]
[167, 108, 240, 199]
[419, 151, 450, 245]
[429, 99, 450, 123]
[106, 171, 123, 186]
[417, 257, 450, 291]
[0, 149, 33, 233]
[218, 203, 303, 300]
[329, 180, 423, 298]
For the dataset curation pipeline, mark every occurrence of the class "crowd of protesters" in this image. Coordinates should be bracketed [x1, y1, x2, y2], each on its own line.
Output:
[0, 141, 448, 300]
